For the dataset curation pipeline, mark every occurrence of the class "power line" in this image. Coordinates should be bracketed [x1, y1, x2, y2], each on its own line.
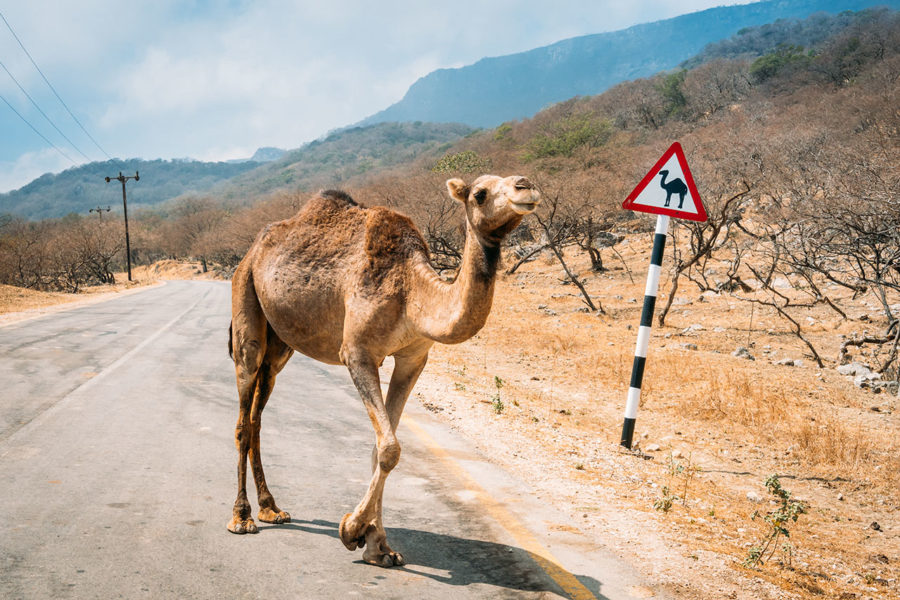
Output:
[0, 9, 112, 160]
[0, 92, 76, 164]
[0, 59, 92, 162]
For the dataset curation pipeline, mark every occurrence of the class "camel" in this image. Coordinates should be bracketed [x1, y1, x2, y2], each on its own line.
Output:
[659, 169, 688, 209]
[227, 175, 540, 567]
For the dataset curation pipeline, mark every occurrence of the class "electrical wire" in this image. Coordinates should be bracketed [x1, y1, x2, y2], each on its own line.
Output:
[0, 92, 76, 164]
[0, 9, 112, 160]
[0, 59, 92, 162]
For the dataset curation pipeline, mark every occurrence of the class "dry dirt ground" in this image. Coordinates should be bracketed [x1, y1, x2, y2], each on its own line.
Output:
[3, 252, 897, 600]
[414, 236, 899, 600]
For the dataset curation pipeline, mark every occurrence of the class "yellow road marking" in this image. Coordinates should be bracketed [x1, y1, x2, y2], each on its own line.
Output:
[401, 414, 597, 600]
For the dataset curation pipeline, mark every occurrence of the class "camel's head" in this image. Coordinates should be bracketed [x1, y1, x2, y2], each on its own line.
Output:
[446, 175, 540, 245]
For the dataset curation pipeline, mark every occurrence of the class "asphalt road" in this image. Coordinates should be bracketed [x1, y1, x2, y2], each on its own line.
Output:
[0, 280, 656, 600]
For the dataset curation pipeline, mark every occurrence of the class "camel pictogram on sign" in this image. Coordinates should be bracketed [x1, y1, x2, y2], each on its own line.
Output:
[622, 142, 707, 222]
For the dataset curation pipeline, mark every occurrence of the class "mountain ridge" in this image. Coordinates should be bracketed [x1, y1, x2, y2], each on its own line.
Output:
[359, 0, 900, 128]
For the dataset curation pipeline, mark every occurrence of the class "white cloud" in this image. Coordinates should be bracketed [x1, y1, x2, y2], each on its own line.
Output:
[2, 0, 754, 172]
[0, 148, 82, 194]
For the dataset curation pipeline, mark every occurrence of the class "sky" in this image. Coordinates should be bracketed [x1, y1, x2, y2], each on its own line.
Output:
[0, 0, 752, 193]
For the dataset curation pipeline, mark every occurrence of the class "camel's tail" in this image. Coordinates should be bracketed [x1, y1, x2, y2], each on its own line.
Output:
[228, 320, 234, 360]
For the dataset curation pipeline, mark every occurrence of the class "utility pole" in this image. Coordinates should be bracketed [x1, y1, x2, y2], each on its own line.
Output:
[89, 206, 110, 218]
[104, 171, 139, 282]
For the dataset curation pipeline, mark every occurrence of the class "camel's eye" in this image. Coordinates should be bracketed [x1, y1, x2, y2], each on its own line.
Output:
[474, 188, 487, 205]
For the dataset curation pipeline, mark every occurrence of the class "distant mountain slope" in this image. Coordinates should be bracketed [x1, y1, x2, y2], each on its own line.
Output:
[360, 0, 900, 128]
[0, 122, 471, 219]
[215, 121, 474, 201]
[0, 159, 259, 220]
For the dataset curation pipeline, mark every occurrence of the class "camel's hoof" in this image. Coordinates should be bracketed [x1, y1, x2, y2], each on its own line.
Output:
[338, 513, 367, 551]
[258, 508, 291, 524]
[227, 517, 258, 534]
[366, 551, 405, 568]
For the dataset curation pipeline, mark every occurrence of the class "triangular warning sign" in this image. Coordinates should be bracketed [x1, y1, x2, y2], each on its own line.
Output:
[622, 142, 707, 222]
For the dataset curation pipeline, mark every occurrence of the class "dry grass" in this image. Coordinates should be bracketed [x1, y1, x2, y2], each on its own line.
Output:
[414, 238, 900, 600]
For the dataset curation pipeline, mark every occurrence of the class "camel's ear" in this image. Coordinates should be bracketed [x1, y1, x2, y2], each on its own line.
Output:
[446, 178, 470, 203]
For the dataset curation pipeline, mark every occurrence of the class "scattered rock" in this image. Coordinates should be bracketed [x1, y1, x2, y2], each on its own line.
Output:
[732, 346, 755, 361]
[775, 358, 795, 366]
[838, 493, 844, 501]
[747, 491, 763, 503]
[574, 307, 590, 313]
[680, 324, 704, 336]
[537, 304, 548, 310]
[870, 521, 882, 532]
[645, 443, 661, 452]
[794, 359, 805, 368]
[672, 297, 692, 306]
[854, 371, 882, 388]
[713, 326, 726, 333]
[680, 343, 698, 351]
[672, 449, 683, 458]
[837, 362, 872, 377]
[772, 277, 791, 289]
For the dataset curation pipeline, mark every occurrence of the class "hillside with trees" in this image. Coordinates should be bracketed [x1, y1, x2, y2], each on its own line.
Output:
[0, 158, 260, 221]
[213, 121, 475, 202]
[358, 0, 899, 128]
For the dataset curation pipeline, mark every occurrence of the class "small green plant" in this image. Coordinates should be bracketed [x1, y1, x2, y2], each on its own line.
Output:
[491, 376, 505, 414]
[453, 382, 466, 392]
[743, 475, 808, 568]
[665, 452, 700, 506]
[523, 113, 612, 161]
[653, 486, 676, 512]
[432, 150, 493, 174]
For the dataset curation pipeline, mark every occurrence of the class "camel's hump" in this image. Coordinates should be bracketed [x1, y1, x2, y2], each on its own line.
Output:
[318, 189, 358, 206]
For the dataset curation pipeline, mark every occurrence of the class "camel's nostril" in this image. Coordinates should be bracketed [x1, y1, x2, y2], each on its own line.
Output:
[514, 177, 533, 190]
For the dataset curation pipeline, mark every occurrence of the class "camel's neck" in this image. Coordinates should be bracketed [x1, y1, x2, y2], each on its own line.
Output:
[409, 223, 500, 344]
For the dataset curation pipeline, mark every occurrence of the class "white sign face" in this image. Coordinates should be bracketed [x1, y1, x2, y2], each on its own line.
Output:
[629, 153, 700, 215]
[622, 142, 707, 222]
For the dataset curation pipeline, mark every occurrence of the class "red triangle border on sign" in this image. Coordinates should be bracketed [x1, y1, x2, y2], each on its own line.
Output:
[622, 141, 707, 222]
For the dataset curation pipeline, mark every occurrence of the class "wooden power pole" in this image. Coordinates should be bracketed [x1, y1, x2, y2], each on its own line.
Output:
[104, 171, 139, 281]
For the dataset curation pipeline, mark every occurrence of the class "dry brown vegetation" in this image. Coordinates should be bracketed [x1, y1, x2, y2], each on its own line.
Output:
[1, 9, 898, 599]
[414, 241, 898, 600]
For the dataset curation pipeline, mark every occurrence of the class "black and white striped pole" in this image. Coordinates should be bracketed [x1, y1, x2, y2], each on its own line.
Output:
[619, 141, 706, 450]
[621, 214, 668, 449]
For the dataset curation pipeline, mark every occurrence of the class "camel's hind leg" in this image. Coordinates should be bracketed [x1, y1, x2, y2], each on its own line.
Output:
[250, 326, 294, 525]
[228, 264, 270, 534]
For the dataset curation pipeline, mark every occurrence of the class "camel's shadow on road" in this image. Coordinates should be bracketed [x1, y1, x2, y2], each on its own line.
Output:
[269, 518, 608, 599]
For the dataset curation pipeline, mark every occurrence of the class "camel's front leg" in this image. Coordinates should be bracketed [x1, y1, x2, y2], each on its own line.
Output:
[364, 349, 430, 564]
[338, 347, 406, 567]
